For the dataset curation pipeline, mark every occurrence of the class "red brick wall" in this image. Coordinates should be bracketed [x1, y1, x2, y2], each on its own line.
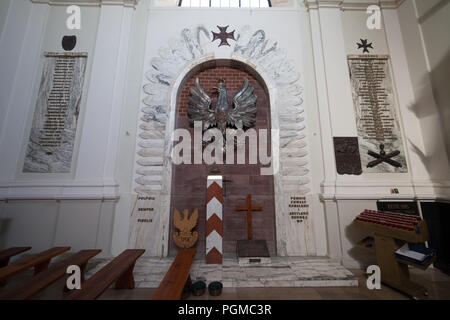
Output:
[178, 67, 259, 116]
[170, 66, 276, 259]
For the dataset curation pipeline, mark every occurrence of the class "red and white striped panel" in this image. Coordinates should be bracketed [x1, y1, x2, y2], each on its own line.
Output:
[206, 175, 223, 264]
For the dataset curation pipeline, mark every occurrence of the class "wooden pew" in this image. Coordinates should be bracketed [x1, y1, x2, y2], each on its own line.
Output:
[0, 247, 70, 284]
[65, 249, 145, 300]
[0, 247, 32, 268]
[0, 249, 101, 300]
[0, 247, 32, 286]
[152, 248, 197, 300]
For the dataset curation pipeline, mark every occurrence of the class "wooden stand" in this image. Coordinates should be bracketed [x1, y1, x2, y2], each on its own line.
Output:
[152, 248, 197, 300]
[354, 213, 435, 299]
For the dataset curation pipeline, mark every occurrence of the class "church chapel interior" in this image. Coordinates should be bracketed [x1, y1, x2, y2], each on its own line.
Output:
[0, 0, 449, 301]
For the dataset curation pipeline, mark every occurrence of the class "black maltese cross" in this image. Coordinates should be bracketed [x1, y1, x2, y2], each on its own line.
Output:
[367, 144, 402, 168]
[357, 39, 374, 53]
[212, 26, 236, 47]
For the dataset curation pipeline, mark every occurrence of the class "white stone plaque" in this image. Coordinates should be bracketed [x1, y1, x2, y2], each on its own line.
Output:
[284, 193, 315, 256]
[128, 194, 161, 254]
[23, 52, 87, 173]
[348, 55, 408, 173]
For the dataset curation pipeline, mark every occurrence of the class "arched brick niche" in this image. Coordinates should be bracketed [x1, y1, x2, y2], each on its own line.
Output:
[178, 67, 259, 116]
[169, 59, 276, 258]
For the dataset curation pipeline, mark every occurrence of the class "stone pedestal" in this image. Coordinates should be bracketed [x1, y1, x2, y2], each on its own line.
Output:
[236, 240, 271, 266]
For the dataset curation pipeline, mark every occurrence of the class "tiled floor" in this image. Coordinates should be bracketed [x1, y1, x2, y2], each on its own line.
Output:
[85, 255, 358, 288]
[101, 267, 450, 300]
[0, 258, 449, 300]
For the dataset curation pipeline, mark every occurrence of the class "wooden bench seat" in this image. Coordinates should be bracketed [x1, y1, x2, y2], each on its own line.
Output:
[0, 247, 32, 268]
[0, 247, 70, 283]
[66, 249, 145, 300]
[152, 248, 197, 300]
[0, 249, 101, 300]
[0, 247, 32, 286]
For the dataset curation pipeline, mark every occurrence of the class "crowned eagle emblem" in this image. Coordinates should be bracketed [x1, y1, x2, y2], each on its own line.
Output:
[173, 208, 199, 249]
[187, 77, 258, 139]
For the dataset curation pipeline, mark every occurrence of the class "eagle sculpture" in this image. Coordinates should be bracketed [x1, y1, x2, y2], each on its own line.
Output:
[187, 77, 257, 138]
[173, 208, 199, 249]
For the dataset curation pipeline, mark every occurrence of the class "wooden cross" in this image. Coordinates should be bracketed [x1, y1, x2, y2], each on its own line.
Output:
[235, 194, 262, 240]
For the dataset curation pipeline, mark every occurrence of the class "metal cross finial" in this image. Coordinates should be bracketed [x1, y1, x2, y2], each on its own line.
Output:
[212, 26, 236, 47]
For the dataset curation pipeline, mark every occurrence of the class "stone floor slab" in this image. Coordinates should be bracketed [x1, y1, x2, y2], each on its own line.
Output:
[85, 255, 358, 288]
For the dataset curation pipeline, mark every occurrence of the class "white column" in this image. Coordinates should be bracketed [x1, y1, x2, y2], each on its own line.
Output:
[0, 0, 32, 137]
[383, 5, 450, 197]
[323, 200, 342, 261]
[307, 2, 361, 261]
[309, 2, 364, 196]
[316, 6, 358, 138]
[307, 5, 337, 197]
[75, 4, 135, 197]
[382, 8, 428, 182]
[0, 0, 12, 37]
[0, 0, 49, 184]
[307, 2, 360, 199]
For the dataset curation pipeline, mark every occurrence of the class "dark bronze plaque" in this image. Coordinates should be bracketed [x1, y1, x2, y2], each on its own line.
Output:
[377, 201, 420, 217]
[62, 35, 77, 51]
[334, 137, 362, 175]
[236, 240, 270, 258]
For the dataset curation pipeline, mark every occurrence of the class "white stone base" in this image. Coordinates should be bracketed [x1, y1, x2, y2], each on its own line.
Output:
[238, 256, 272, 267]
[86, 255, 358, 288]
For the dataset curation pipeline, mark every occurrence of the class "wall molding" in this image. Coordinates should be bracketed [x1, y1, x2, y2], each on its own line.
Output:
[319, 179, 450, 200]
[304, 0, 406, 11]
[31, 0, 139, 8]
[321, 194, 449, 201]
[0, 180, 120, 200]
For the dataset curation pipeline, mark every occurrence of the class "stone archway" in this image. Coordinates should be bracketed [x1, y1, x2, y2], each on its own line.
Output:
[131, 25, 315, 258]
[168, 59, 276, 258]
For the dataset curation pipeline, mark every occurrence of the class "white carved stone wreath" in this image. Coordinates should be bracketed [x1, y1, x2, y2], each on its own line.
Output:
[135, 25, 310, 196]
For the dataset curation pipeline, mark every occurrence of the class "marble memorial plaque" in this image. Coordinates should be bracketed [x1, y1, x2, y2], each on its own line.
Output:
[348, 55, 408, 173]
[23, 52, 87, 173]
[283, 194, 316, 256]
[128, 195, 161, 252]
[288, 195, 309, 224]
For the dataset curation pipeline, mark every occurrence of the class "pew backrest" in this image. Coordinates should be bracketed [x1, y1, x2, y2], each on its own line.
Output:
[0, 249, 101, 300]
[65, 249, 145, 300]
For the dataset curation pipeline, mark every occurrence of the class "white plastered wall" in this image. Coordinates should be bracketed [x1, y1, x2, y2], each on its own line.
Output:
[395, 0, 450, 189]
[307, 0, 450, 268]
[0, 0, 140, 257]
[0, 0, 448, 266]
[112, 3, 329, 257]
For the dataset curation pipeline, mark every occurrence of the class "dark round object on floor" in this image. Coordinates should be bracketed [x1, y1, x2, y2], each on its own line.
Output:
[62, 35, 77, 51]
[208, 281, 223, 296]
[192, 281, 206, 296]
[181, 284, 191, 300]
